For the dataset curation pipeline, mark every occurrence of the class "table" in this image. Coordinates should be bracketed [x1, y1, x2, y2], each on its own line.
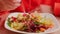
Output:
[0, 17, 60, 34]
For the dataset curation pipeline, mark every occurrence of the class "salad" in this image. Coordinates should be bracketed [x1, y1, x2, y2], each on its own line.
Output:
[7, 13, 54, 33]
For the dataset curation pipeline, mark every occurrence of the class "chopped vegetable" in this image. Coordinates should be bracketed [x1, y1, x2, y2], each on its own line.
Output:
[7, 13, 54, 33]
[40, 28, 46, 32]
[36, 30, 41, 33]
[34, 21, 40, 25]
[11, 22, 24, 30]
[7, 18, 11, 27]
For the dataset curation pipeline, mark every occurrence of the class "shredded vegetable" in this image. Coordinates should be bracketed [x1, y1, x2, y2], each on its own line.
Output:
[7, 13, 54, 33]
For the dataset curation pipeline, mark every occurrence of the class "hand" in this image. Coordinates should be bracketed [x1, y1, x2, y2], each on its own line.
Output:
[0, 0, 21, 11]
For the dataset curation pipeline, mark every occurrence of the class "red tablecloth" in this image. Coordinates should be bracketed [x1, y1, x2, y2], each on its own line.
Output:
[13, 0, 60, 16]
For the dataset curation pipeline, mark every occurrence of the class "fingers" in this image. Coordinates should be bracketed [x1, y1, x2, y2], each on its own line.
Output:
[0, 0, 8, 11]
[0, 0, 21, 11]
[7, 0, 21, 7]
[8, 0, 21, 10]
[3, 0, 16, 6]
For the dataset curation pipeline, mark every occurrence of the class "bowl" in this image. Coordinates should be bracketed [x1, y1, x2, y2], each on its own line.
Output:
[4, 12, 60, 34]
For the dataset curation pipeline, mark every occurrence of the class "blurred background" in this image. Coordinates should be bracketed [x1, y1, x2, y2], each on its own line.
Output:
[0, 0, 60, 34]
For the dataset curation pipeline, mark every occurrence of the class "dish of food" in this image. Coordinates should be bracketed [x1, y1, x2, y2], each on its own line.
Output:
[5, 12, 60, 34]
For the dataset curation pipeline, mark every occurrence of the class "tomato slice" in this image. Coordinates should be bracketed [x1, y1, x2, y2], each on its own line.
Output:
[11, 17, 17, 22]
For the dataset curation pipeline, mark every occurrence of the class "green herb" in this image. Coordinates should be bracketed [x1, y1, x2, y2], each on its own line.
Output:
[7, 18, 11, 27]
[22, 26, 27, 31]
[34, 21, 40, 25]
[36, 30, 40, 33]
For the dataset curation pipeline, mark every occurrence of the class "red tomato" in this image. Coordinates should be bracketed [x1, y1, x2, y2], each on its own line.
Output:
[11, 17, 17, 22]
[23, 13, 27, 16]
[54, 3, 60, 16]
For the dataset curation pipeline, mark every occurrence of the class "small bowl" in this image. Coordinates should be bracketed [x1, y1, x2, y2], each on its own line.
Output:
[4, 12, 60, 34]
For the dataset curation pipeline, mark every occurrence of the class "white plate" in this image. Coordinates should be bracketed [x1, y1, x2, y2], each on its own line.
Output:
[4, 12, 60, 34]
